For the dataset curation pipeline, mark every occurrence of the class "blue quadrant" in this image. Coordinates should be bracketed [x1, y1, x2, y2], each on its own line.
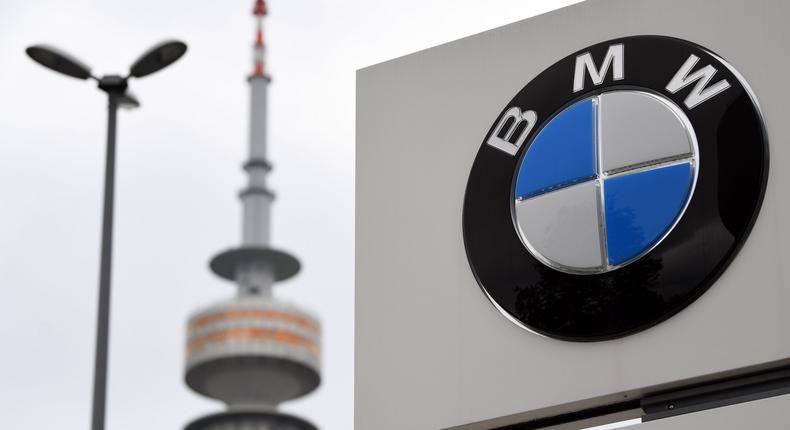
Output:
[604, 163, 693, 266]
[515, 98, 596, 199]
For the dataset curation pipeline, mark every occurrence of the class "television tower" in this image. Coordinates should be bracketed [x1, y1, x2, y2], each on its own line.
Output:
[184, 1, 320, 429]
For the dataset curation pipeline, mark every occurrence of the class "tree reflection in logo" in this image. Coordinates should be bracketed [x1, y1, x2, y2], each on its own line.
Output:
[512, 207, 674, 338]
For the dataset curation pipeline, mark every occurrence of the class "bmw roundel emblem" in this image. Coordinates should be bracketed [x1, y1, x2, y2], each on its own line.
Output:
[463, 36, 769, 341]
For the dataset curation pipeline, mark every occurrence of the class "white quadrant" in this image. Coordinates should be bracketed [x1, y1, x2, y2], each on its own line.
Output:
[599, 91, 694, 173]
[515, 180, 604, 270]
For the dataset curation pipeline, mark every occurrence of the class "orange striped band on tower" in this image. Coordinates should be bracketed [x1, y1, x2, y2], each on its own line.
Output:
[188, 327, 320, 357]
[189, 309, 320, 335]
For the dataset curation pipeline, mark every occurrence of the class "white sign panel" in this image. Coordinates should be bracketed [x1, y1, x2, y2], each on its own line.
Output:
[356, 0, 790, 428]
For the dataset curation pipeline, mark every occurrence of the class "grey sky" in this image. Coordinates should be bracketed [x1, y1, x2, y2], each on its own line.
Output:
[0, 0, 579, 428]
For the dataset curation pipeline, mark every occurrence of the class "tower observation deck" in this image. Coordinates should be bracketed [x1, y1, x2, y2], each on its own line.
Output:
[184, 1, 320, 429]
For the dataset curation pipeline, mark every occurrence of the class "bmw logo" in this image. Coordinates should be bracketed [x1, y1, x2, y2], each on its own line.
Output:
[463, 36, 768, 341]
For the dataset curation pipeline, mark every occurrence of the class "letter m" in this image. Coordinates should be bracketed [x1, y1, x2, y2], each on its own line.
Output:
[573, 44, 624, 93]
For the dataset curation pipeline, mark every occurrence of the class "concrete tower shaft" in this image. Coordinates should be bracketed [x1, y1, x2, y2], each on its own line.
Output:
[234, 0, 280, 297]
[207, 0, 299, 299]
[243, 78, 271, 248]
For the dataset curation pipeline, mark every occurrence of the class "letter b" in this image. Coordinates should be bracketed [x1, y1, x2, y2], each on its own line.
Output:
[487, 107, 538, 156]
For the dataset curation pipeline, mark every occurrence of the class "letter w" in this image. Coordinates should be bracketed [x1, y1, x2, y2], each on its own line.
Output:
[666, 54, 730, 109]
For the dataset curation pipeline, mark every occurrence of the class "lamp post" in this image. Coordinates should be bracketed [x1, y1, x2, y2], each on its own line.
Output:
[25, 40, 188, 430]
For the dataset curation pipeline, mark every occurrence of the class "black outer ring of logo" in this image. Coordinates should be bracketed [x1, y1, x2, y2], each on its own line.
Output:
[462, 36, 769, 342]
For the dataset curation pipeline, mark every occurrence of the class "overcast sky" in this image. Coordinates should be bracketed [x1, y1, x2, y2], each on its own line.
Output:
[0, 0, 579, 428]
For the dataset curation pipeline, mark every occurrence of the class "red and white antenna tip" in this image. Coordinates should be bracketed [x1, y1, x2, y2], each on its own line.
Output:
[251, 0, 268, 78]
[254, 0, 267, 16]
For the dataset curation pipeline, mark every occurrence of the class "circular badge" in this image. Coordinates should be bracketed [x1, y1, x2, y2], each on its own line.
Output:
[463, 36, 768, 341]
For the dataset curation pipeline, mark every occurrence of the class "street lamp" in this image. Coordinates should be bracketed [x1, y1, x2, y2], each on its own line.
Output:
[25, 40, 187, 430]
